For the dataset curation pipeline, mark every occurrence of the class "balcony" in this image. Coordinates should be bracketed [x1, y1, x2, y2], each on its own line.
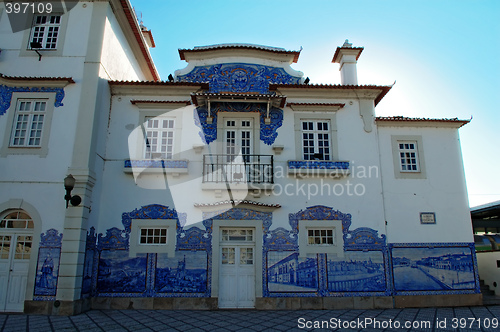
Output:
[203, 154, 274, 184]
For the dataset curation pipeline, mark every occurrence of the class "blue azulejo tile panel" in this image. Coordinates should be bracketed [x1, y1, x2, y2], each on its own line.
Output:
[326, 251, 385, 292]
[82, 227, 98, 297]
[0, 85, 66, 116]
[177, 63, 301, 94]
[34, 247, 61, 296]
[267, 251, 318, 293]
[155, 251, 208, 293]
[194, 102, 283, 145]
[390, 243, 478, 294]
[33, 229, 62, 299]
[97, 250, 147, 293]
[81, 249, 96, 295]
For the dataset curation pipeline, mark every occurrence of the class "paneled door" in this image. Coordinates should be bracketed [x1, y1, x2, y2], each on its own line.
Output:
[0, 211, 34, 312]
[219, 228, 255, 308]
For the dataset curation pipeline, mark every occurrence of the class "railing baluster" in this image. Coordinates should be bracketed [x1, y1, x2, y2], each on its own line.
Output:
[202, 154, 273, 184]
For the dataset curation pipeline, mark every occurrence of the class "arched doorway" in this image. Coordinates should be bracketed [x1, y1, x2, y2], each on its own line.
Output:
[0, 210, 34, 312]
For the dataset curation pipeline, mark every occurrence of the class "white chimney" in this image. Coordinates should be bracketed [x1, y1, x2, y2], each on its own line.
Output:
[332, 40, 363, 85]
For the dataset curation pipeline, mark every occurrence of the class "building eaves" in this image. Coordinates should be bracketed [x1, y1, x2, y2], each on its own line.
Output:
[375, 116, 470, 128]
[270, 84, 392, 106]
[108, 80, 208, 88]
[179, 44, 301, 63]
[332, 46, 364, 63]
[287, 102, 345, 107]
[119, 0, 160, 81]
[194, 200, 281, 208]
[0, 73, 75, 88]
[130, 100, 191, 105]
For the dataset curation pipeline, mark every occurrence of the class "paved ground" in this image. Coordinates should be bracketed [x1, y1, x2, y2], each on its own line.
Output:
[0, 306, 499, 331]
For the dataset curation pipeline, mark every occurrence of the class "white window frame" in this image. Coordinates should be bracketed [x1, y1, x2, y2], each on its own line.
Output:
[143, 117, 175, 160]
[1, 93, 56, 157]
[307, 228, 335, 245]
[19, 11, 68, 58]
[294, 113, 339, 161]
[298, 220, 344, 258]
[129, 219, 176, 257]
[9, 99, 47, 148]
[217, 113, 260, 155]
[29, 14, 62, 50]
[301, 120, 332, 161]
[138, 227, 168, 245]
[391, 135, 427, 179]
[398, 141, 419, 172]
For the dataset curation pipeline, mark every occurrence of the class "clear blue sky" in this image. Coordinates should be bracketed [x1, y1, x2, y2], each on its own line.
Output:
[130, 0, 500, 208]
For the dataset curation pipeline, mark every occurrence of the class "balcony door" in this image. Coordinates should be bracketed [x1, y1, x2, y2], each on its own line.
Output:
[224, 118, 253, 158]
[222, 118, 253, 182]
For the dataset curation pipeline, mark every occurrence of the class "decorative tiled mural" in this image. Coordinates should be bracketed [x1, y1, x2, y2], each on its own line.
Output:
[0, 85, 66, 116]
[76, 204, 480, 301]
[155, 251, 208, 293]
[177, 63, 301, 94]
[390, 243, 479, 295]
[326, 251, 385, 292]
[267, 252, 318, 293]
[33, 229, 62, 300]
[194, 102, 283, 145]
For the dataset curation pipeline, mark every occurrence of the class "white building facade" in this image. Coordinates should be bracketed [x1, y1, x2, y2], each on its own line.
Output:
[0, 1, 480, 315]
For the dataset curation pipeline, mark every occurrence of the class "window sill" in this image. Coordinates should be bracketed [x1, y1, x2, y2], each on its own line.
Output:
[287, 160, 350, 178]
[124, 159, 188, 175]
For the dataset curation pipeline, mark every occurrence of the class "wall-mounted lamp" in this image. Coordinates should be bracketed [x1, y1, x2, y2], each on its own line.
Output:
[64, 174, 82, 208]
[30, 42, 43, 61]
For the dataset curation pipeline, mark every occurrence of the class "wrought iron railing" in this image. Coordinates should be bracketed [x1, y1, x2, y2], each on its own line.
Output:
[203, 154, 274, 184]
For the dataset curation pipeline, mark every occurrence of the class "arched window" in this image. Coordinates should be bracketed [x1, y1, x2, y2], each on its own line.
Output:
[0, 210, 34, 260]
[0, 210, 34, 229]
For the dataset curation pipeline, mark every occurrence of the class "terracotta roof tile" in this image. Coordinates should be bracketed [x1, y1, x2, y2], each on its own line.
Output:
[287, 102, 345, 107]
[108, 80, 208, 88]
[130, 100, 191, 105]
[375, 116, 470, 127]
[179, 43, 301, 63]
[332, 46, 364, 63]
[119, 0, 159, 81]
[194, 200, 281, 208]
[0, 73, 75, 83]
[270, 84, 392, 106]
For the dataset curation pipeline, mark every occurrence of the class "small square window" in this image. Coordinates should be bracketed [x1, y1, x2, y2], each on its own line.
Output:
[139, 228, 167, 245]
[129, 219, 176, 257]
[308, 228, 334, 245]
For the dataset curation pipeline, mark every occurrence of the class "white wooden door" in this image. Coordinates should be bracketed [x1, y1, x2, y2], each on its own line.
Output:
[219, 228, 255, 308]
[0, 234, 32, 312]
[223, 118, 253, 182]
[224, 118, 253, 156]
[0, 211, 34, 312]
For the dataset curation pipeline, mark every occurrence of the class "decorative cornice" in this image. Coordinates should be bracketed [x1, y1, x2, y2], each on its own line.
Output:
[287, 102, 345, 112]
[191, 92, 286, 108]
[0, 73, 74, 87]
[270, 84, 391, 106]
[375, 116, 470, 128]
[179, 44, 301, 63]
[117, 0, 159, 81]
[332, 46, 364, 63]
[130, 100, 191, 106]
[194, 200, 281, 209]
